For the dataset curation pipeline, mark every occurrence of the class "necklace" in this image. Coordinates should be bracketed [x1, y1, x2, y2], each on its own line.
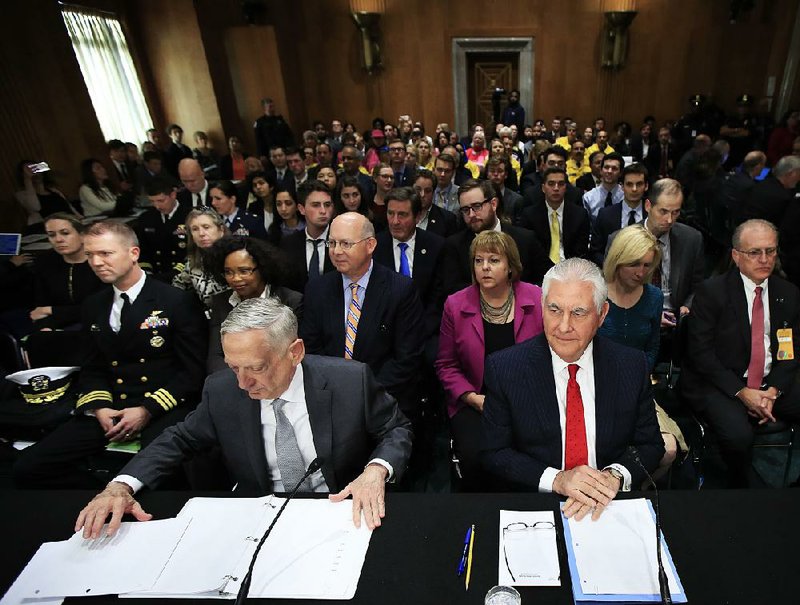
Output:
[480, 288, 514, 324]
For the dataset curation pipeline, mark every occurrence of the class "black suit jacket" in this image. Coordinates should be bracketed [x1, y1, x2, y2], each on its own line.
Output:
[441, 223, 552, 295]
[590, 203, 647, 265]
[681, 270, 800, 405]
[164, 142, 193, 178]
[644, 142, 679, 181]
[373, 228, 446, 338]
[519, 201, 590, 261]
[279, 229, 335, 292]
[176, 188, 210, 209]
[481, 334, 664, 490]
[77, 276, 207, 418]
[121, 356, 413, 493]
[423, 204, 459, 238]
[300, 263, 425, 417]
[739, 174, 793, 227]
[136, 202, 191, 281]
[575, 173, 599, 193]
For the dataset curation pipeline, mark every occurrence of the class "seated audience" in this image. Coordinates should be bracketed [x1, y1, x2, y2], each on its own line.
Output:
[301, 212, 425, 420]
[681, 219, 800, 487]
[436, 231, 543, 490]
[371, 163, 394, 229]
[481, 258, 664, 517]
[416, 138, 434, 170]
[582, 152, 624, 224]
[191, 130, 220, 180]
[13, 220, 207, 489]
[441, 179, 551, 295]
[79, 158, 118, 217]
[335, 175, 372, 219]
[485, 156, 523, 222]
[171, 207, 229, 309]
[30, 213, 106, 330]
[220, 136, 248, 181]
[177, 158, 211, 207]
[209, 180, 268, 240]
[74, 297, 413, 538]
[738, 155, 800, 227]
[575, 150, 604, 192]
[243, 170, 275, 231]
[412, 169, 458, 238]
[137, 178, 191, 282]
[316, 165, 338, 192]
[163, 124, 194, 179]
[269, 187, 305, 242]
[566, 140, 591, 185]
[207, 236, 301, 373]
[599, 225, 683, 479]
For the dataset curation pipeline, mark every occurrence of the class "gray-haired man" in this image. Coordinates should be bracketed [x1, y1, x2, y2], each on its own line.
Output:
[76, 297, 413, 538]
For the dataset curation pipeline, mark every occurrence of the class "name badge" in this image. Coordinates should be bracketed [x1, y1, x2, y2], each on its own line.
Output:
[777, 328, 794, 360]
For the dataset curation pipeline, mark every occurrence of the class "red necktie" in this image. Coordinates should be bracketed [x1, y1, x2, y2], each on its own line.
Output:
[746, 286, 765, 389]
[564, 364, 588, 469]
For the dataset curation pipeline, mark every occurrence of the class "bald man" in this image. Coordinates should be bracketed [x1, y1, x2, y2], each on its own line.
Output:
[177, 158, 210, 208]
[300, 212, 425, 421]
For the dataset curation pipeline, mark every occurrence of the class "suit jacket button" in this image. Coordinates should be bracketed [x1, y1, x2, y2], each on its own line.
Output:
[144, 392, 151, 397]
[141, 376, 148, 382]
[116, 378, 123, 384]
[111, 361, 118, 367]
[140, 358, 146, 363]
[119, 393, 127, 400]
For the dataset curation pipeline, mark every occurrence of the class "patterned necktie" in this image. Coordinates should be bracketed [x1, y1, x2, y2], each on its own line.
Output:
[549, 210, 561, 264]
[628, 209, 637, 225]
[660, 145, 668, 176]
[344, 282, 361, 360]
[308, 239, 322, 279]
[398, 242, 411, 277]
[272, 398, 308, 491]
[604, 190, 613, 207]
[747, 286, 765, 389]
[564, 364, 588, 470]
[118, 293, 131, 333]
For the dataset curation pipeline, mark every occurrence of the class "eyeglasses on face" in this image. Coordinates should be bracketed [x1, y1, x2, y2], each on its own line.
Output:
[459, 198, 492, 216]
[223, 267, 257, 278]
[736, 247, 778, 260]
[325, 238, 371, 251]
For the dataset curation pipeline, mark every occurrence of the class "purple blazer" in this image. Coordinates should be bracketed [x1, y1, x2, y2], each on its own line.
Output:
[435, 281, 544, 418]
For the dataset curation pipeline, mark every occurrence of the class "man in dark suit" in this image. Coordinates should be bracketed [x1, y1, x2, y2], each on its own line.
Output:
[266, 146, 293, 190]
[176, 158, 210, 208]
[737, 155, 800, 227]
[14, 221, 207, 489]
[519, 167, 590, 263]
[108, 139, 136, 195]
[279, 180, 335, 292]
[486, 157, 524, 222]
[575, 150, 604, 193]
[681, 219, 800, 487]
[374, 187, 445, 347]
[163, 124, 194, 179]
[387, 139, 414, 186]
[412, 169, 458, 238]
[338, 144, 375, 198]
[74, 297, 412, 538]
[441, 179, 552, 295]
[482, 258, 663, 518]
[137, 178, 191, 282]
[607, 178, 704, 327]
[644, 127, 679, 182]
[301, 212, 425, 420]
[520, 147, 583, 217]
[591, 163, 649, 265]
[254, 97, 294, 160]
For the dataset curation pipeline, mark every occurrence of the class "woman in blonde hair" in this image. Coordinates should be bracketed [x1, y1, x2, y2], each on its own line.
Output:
[599, 224, 686, 481]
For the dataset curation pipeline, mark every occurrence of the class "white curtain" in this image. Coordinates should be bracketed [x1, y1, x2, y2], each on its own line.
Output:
[62, 8, 153, 144]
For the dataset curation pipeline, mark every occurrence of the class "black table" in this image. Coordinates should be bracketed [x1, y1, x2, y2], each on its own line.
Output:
[1, 489, 797, 604]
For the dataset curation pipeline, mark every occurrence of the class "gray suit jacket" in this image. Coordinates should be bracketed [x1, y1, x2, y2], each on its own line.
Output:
[122, 355, 413, 493]
[607, 220, 704, 310]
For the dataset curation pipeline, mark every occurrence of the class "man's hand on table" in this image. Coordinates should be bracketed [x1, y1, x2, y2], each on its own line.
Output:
[554, 466, 620, 521]
[329, 463, 388, 530]
[75, 481, 151, 539]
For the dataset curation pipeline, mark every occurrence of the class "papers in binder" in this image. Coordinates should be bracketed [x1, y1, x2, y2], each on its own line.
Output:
[562, 498, 687, 603]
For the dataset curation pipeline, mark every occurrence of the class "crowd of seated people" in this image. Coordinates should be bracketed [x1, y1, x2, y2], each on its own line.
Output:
[4, 94, 800, 504]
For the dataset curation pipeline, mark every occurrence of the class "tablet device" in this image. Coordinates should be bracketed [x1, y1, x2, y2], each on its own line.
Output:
[0, 233, 22, 255]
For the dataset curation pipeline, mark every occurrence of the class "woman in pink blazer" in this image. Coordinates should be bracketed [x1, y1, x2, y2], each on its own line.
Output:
[435, 231, 543, 489]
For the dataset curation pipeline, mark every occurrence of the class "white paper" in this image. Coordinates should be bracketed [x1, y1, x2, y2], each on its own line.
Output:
[566, 499, 681, 596]
[498, 510, 560, 587]
[5, 518, 189, 599]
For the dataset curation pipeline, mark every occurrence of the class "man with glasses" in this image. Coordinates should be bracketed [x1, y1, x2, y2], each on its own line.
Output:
[519, 167, 590, 262]
[441, 179, 551, 295]
[300, 212, 425, 421]
[432, 153, 461, 213]
[387, 138, 413, 186]
[279, 180, 335, 292]
[681, 219, 800, 487]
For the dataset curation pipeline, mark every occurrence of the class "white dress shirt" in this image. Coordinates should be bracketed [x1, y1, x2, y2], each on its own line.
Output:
[305, 225, 329, 274]
[619, 202, 644, 230]
[741, 273, 772, 379]
[392, 233, 416, 276]
[193, 181, 209, 207]
[538, 343, 632, 493]
[582, 184, 624, 221]
[110, 272, 147, 332]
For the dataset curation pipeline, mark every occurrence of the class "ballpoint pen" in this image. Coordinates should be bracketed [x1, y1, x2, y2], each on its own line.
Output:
[465, 524, 475, 590]
[457, 525, 472, 576]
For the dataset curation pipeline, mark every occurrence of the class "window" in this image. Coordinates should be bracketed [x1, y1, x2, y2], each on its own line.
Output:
[61, 7, 153, 144]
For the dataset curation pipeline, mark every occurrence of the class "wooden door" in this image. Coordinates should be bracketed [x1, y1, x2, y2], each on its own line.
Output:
[467, 52, 519, 128]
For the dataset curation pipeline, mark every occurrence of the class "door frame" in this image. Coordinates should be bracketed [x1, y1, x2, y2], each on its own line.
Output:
[452, 37, 535, 136]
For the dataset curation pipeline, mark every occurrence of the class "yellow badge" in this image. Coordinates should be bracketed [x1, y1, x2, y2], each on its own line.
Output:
[150, 335, 165, 348]
[776, 328, 794, 360]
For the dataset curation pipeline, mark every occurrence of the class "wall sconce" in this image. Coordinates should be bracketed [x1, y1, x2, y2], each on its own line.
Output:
[350, 0, 385, 75]
[601, 11, 637, 70]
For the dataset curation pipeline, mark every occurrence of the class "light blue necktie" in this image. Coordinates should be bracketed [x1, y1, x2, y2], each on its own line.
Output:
[398, 242, 411, 277]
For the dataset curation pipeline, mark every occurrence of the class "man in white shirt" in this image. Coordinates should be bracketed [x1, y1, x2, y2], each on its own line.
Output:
[177, 158, 210, 207]
[582, 152, 624, 223]
[481, 258, 663, 519]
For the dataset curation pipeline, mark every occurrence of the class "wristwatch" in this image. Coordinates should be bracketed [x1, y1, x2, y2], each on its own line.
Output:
[606, 468, 624, 489]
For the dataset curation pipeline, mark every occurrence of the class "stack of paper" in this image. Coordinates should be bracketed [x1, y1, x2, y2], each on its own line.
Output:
[562, 498, 687, 603]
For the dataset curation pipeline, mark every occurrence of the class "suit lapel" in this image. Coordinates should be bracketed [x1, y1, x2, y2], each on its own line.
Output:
[728, 271, 751, 353]
[592, 339, 615, 456]
[462, 286, 484, 345]
[302, 361, 334, 489]
[668, 229, 682, 297]
[529, 338, 561, 461]
[355, 266, 388, 358]
[238, 390, 271, 493]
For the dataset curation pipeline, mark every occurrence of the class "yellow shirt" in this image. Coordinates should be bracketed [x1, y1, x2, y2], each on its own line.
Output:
[555, 136, 573, 151]
[586, 143, 616, 156]
[566, 159, 591, 184]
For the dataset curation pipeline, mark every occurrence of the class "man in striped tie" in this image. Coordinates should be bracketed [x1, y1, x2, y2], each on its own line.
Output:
[301, 212, 425, 421]
[481, 258, 663, 518]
